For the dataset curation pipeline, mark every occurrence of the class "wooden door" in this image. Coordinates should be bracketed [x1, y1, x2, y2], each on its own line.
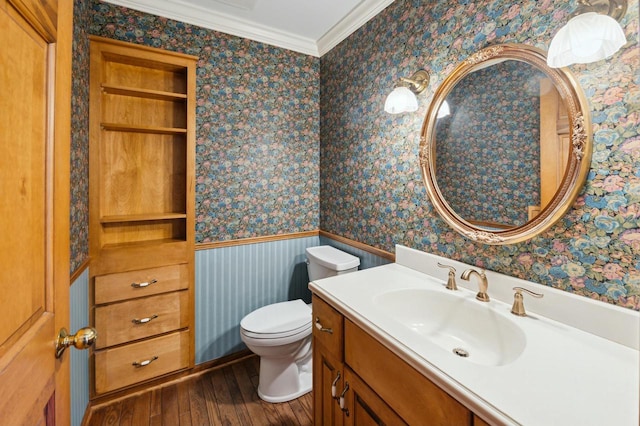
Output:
[529, 79, 570, 220]
[0, 0, 73, 425]
[539, 78, 570, 210]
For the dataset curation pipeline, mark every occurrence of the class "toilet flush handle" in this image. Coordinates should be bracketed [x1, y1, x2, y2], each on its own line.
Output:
[315, 317, 333, 334]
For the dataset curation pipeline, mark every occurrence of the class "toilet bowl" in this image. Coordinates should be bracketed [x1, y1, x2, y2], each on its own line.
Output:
[239, 245, 359, 403]
[240, 299, 312, 403]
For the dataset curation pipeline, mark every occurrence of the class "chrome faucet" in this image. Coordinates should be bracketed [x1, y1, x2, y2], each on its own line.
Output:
[461, 268, 489, 302]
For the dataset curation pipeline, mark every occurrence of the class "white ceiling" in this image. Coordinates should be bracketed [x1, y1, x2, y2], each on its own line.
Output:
[103, 0, 396, 56]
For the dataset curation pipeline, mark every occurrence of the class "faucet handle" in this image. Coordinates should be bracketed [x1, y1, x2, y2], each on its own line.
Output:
[511, 287, 544, 316]
[437, 263, 457, 291]
[475, 270, 490, 302]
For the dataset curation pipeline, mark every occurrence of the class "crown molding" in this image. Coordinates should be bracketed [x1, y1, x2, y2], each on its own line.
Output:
[102, 0, 395, 57]
[102, 0, 319, 55]
[317, 0, 395, 56]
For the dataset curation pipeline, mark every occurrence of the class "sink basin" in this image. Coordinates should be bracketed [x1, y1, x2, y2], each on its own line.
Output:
[373, 288, 526, 366]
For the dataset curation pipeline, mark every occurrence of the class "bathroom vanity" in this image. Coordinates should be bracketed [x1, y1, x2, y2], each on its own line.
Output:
[313, 295, 484, 425]
[310, 245, 639, 425]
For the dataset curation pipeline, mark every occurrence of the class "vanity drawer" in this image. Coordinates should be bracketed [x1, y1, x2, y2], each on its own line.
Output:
[94, 290, 189, 349]
[94, 330, 189, 394]
[312, 294, 343, 360]
[94, 263, 188, 304]
[345, 319, 471, 426]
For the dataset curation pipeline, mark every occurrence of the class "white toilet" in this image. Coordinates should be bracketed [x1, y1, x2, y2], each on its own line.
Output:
[240, 245, 360, 403]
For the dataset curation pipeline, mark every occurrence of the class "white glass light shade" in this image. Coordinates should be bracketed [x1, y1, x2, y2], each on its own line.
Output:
[547, 12, 626, 68]
[437, 100, 451, 118]
[384, 86, 418, 114]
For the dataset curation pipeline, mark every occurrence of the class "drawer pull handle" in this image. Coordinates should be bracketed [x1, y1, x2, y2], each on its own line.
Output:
[339, 382, 350, 416]
[331, 371, 341, 398]
[131, 279, 157, 289]
[315, 317, 333, 334]
[132, 314, 158, 325]
[132, 356, 158, 367]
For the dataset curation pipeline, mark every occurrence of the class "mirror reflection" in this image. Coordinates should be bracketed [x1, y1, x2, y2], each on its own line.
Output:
[433, 59, 568, 230]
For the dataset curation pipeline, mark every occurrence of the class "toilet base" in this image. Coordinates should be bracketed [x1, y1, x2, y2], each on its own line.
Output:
[257, 370, 312, 403]
[256, 342, 312, 403]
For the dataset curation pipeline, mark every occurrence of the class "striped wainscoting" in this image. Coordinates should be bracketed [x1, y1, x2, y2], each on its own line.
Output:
[70, 268, 90, 426]
[195, 236, 320, 363]
[194, 235, 392, 364]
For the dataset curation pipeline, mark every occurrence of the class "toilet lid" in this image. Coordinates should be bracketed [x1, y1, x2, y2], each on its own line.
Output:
[241, 299, 311, 336]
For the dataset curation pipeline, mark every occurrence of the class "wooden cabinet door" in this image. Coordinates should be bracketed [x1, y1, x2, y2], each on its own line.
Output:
[343, 367, 408, 426]
[313, 341, 345, 426]
[0, 0, 73, 425]
[345, 320, 471, 425]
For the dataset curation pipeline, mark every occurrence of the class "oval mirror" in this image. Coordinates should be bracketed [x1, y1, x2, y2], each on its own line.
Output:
[420, 44, 592, 245]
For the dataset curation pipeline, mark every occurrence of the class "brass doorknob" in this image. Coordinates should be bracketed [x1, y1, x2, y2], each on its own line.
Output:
[56, 327, 97, 358]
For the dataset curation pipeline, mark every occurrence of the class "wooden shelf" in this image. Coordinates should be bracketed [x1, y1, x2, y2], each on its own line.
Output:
[100, 123, 187, 134]
[101, 238, 187, 250]
[100, 213, 187, 224]
[101, 83, 187, 101]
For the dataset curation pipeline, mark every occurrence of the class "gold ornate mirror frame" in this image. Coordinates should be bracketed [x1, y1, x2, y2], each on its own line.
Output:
[419, 44, 592, 245]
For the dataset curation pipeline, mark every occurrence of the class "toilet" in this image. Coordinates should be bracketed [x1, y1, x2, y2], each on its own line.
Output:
[240, 245, 360, 403]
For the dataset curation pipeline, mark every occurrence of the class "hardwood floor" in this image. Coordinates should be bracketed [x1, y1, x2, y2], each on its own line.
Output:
[87, 356, 313, 426]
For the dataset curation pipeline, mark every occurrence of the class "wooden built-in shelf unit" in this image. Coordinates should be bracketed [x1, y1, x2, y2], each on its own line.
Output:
[88, 36, 197, 398]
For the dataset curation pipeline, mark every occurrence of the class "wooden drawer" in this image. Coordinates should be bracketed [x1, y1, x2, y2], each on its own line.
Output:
[94, 330, 189, 394]
[94, 263, 188, 304]
[94, 290, 189, 349]
[345, 319, 471, 426]
[312, 294, 343, 361]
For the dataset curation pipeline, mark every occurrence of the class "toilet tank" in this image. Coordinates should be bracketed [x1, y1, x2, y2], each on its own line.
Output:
[305, 245, 360, 281]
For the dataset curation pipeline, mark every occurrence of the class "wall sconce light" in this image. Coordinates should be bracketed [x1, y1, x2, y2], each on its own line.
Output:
[437, 100, 451, 119]
[547, 0, 627, 68]
[384, 70, 430, 114]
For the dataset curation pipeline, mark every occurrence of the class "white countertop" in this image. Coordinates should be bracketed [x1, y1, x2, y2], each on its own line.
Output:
[308, 246, 640, 426]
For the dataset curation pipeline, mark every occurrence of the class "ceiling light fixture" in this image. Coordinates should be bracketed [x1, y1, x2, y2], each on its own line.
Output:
[384, 70, 430, 114]
[547, 0, 627, 68]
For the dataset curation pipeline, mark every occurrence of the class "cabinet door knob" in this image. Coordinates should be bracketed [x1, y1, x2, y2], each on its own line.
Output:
[132, 356, 159, 367]
[315, 317, 333, 334]
[131, 279, 157, 288]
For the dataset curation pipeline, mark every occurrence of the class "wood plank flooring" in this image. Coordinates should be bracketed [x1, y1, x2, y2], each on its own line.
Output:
[87, 356, 313, 426]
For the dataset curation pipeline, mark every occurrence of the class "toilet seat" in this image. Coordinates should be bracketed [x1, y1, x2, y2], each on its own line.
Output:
[240, 299, 311, 342]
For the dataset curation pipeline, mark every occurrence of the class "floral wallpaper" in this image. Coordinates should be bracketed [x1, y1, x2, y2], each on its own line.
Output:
[321, 0, 639, 310]
[435, 60, 543, 226]
[70, 0, 91, 274]
[69, 0, 319, 265]
[68, 0, 639, 310]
